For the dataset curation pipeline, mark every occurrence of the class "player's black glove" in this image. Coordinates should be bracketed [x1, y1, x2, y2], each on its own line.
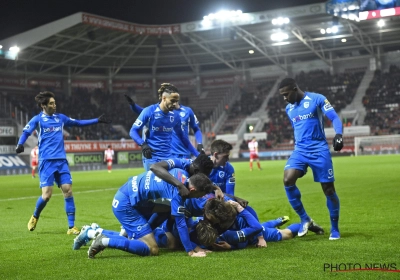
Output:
[98, 114, 112, 124]
[333, 134, 343, 151]
[141, 143, 153, 159]
[197, 144, 205, 154]
[124, 94, 135, 106]
[16, 144, 24, 154]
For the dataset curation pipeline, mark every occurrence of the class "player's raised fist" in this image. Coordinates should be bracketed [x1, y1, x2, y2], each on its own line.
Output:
[16, 144, 24, 154]
[333, 134, 343, 151]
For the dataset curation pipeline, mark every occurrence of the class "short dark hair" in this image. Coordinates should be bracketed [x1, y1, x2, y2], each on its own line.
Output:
[107, 145, 111, 148]
[203, 198, 237, 229]
[35, 91, 55, 108]
[158, 83, 179, 96]
[195, 219, 218, 246]
[188, 173, 214, 193]
[210, 139, 232, 154]
[192, 154, 214, 176]
[278, 78, 296, 89]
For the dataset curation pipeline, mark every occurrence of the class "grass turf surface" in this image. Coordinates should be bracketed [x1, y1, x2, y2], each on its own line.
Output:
[1, 155, 399, 279]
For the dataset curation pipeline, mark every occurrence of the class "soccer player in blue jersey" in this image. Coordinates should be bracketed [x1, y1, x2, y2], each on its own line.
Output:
[278, 78, 343, 240]
[87, 172, 214, 258]
[129, 83, 199, 171]
[208, 139, 236, 195]
[16, 91, 111, 234]
[125, 92, 204, 158]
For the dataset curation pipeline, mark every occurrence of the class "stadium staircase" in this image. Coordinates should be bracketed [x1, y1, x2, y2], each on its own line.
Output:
[340, 69, 375, 126]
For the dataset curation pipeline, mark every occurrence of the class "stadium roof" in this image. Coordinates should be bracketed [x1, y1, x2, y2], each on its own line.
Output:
[1, 2, 400, 78]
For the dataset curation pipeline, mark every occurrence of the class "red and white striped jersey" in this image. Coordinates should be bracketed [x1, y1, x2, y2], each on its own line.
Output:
[248, 140, 258, 154]
[104, 148, 114, 160]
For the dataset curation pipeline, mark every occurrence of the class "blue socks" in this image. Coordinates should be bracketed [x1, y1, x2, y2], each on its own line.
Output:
[108, 238, 150, 256]
[326, 192, 340, 231]
[284, 185, 309, 222]
[287, 223, 301, 236]
[33, 196, 47, 218]
[64, 197, 75, 227]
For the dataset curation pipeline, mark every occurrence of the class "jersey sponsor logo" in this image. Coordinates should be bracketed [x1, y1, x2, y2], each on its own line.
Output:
[292, 112, 314, 123]
[151, 126, 173, 132]
[218, 171, 225, 178]
[169, 116, 174, 123]
[134, 119, 143, 126]
[43, 126, 62, 133]
[304, 102, 309, 108]
[131, 176, 138, 192]
[145, 171, 152, 189]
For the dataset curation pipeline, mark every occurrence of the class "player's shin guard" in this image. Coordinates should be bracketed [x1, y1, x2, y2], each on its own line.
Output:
[326, 192, 340, 231]
[287, 223, 301, 236]
[108, 238, 150, 256]
[33, 196, 47, 218]
[284, 185, 309, 222]
[65, 197, 76, 227]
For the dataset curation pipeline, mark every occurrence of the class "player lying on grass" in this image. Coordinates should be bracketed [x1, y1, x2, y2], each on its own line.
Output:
[200, 199, 324, 250]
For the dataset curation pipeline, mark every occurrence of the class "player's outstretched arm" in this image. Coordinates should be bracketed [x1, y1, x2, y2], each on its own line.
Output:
[98, 114, 112, 124]
[124, 94, 144, 114]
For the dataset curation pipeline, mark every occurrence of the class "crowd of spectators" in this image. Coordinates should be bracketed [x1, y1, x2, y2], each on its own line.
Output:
[363, 65, 400, 135]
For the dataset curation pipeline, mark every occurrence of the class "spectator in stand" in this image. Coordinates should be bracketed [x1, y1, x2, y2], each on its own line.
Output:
[104, 145, 115, 173]
[30, 145, 39, 178]
[248, 137, 262, 171]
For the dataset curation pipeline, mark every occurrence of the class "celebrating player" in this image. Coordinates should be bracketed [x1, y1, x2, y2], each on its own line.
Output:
[278, 78, 343, 240]
[248, 137, 262, 171]
[16, 91, 111, 234]
[129, 83, 199, 171]
[124, 91, 204, 159]
[87, 173, 214, 258]
[104, 145, 114, 173]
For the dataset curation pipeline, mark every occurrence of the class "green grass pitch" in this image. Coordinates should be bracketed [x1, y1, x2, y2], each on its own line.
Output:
[1, 155, 399, 279]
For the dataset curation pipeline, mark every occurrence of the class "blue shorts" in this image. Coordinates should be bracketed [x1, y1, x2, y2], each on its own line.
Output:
[38, 159, 72, 188]
[284, 150, 335, 183]
[112, 190, 152, 239]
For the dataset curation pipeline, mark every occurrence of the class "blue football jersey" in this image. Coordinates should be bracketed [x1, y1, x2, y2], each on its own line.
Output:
[20, 113, 97, 160]
[118, 168, 189, 207]
[285, 92, 337, 153]
[208, 162, 235, 195]
[171, 105, 202, 157]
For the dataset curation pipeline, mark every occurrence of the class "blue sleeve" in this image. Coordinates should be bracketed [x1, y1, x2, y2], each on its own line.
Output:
[18, 131, 31, 145]
[225, 164, 236, 195]
[62, 114, 98, 127]
[188, 109, 203, 144]
[130, 104, 143, 115]
[130, 109, 150, 146]
[18, 116, 40, 144]
[221, 210, 263, 245]
[325, 109, 343, 135]
[175, 216, 194, 252]
[165, 158, 191, 171]
[174, 121, 199, 157]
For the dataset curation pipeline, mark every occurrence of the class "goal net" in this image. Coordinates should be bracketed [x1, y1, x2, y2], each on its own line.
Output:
[354, 135, 400, 156]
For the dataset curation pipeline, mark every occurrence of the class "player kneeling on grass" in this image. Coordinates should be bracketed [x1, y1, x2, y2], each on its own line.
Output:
[86, 173, 214, 258]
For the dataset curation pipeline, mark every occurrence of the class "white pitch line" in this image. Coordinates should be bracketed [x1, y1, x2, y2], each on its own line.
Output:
[0, 187, 118, 202]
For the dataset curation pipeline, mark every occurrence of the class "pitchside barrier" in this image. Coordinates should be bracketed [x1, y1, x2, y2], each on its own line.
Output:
[354, 135, 400, 156]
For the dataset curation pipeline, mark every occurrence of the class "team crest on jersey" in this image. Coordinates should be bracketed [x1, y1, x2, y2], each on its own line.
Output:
[170, 116, 174, 122]
[180, 112, 185, 118]
[134, 119, 143, 126]
[219, 171, 225, 178]
[304, 102, 309, 109]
